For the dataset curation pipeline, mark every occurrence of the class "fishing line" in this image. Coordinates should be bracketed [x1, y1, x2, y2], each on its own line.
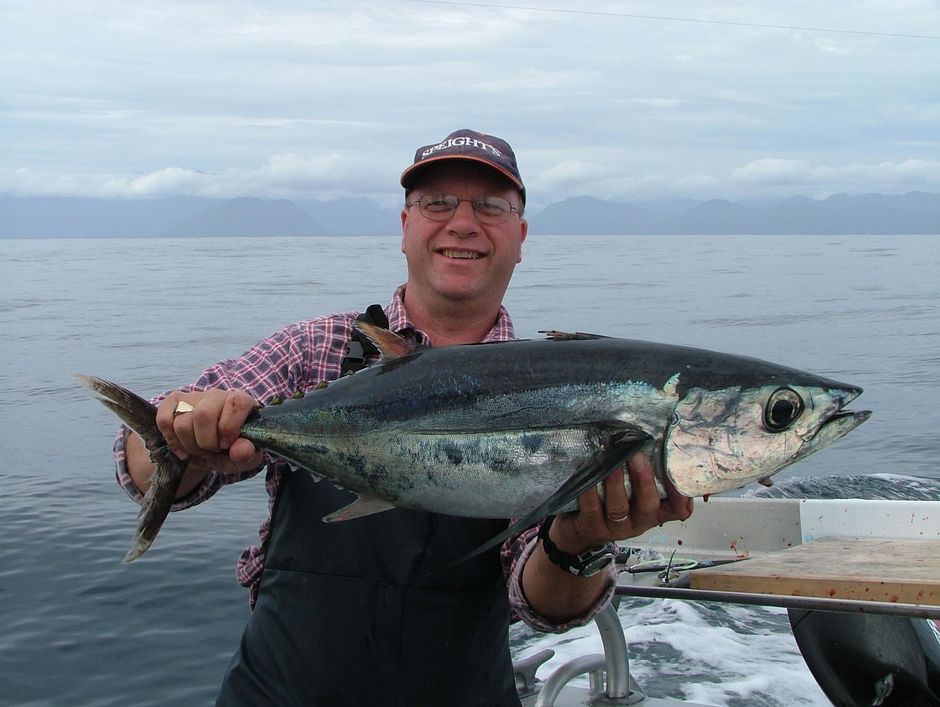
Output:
[402, 0, 940, 41]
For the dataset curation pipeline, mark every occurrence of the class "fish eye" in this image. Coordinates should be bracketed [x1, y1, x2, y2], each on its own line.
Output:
[764, 387, 805, 431]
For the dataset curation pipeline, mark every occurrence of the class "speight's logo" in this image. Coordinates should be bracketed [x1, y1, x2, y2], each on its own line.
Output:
[421, 136, 502, 160]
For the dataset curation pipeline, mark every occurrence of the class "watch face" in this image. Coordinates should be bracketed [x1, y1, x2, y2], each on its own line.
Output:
[583, 555, 613, 576]
[577, 546, 616, 576]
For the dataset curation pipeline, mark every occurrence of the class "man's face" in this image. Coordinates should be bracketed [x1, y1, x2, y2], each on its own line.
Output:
[400, 162, 527, 307]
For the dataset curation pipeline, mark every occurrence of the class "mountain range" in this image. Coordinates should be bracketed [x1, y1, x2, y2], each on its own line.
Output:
[1, 191, 937, 237]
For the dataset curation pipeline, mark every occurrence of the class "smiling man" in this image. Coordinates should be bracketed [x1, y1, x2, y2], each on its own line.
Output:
[115, 129, 692, 705]
[399, 135, 528, 346]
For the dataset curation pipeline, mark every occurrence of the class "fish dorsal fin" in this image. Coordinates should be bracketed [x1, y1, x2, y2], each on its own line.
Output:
[431, 424, 651, 574]
[353, 321, 419, 359]
[539, 330, 611, 341]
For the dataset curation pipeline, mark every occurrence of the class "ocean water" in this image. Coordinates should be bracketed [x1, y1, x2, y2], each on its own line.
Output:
[1, 234, 938, 706]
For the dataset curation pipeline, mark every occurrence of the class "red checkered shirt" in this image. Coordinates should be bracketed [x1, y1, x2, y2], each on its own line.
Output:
[114, 285, 614, 632]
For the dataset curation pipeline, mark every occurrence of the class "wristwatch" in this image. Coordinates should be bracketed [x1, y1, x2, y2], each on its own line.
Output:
[537, 515, 617, 577]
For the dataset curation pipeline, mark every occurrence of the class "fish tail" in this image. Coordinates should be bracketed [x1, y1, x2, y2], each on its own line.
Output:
[76, 375, 187, 562]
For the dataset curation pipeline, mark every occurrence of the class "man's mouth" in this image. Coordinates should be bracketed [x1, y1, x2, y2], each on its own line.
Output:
[439, 249, 483, 260]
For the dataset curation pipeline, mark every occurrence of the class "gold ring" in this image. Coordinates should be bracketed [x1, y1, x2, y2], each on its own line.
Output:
[606, 512, 629, 523]
[173, 400, 195, 418]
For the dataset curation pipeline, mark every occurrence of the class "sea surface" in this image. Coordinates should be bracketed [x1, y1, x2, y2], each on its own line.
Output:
[1, 234, 938, 706]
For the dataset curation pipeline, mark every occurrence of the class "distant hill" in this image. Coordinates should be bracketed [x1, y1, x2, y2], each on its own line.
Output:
[1, 191, 937, 237]
[0, 195, 403, 238]
[531, 196, 663, 235]
[527, 192, 940, 235]
[169, 198, 325, 237]
[0, 196, 209, 237]
[296, 198, 401, 237]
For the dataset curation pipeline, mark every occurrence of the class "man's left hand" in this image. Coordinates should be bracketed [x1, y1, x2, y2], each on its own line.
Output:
[548, 452, 694, 554]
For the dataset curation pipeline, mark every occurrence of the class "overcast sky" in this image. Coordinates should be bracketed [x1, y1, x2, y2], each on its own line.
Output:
[2, 0, 939, 209]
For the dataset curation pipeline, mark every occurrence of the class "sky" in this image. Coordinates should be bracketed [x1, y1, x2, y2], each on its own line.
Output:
[2, 0, 939, 210]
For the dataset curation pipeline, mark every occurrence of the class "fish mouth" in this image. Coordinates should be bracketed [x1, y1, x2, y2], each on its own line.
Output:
[823, 408, 871, 430]
[815, 405, 871, 445]
[811, 383, 869, 443]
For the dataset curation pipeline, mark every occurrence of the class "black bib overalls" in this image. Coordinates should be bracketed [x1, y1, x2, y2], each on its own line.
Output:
[217, 466, 522, 706]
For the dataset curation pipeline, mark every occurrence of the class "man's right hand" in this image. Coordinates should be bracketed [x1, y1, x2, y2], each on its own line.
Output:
[126, 389, 265, 497]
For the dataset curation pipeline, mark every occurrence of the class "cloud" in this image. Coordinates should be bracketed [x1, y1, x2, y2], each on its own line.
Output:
[731, 159, 815, 183]
[0, 168, 93, 197]
[528, 160, 612, 194]
[731, 157, 940, 194]
[4, 154, 937, 206]
[3, 2, 939, 204]
[0, 152, 393, 201]
[100, 167, 211, 197]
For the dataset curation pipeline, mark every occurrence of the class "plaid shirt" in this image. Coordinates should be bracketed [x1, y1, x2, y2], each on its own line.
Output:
[114, 285, 613, 632]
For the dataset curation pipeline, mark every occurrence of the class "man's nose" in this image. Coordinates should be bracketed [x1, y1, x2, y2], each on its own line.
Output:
[447, 199, 480, 234]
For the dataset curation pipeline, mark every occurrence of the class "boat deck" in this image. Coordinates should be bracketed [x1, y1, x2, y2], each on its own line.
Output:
[691, 536, 939, 606]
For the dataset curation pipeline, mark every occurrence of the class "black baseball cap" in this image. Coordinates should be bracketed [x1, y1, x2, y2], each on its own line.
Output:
[400, 129, 525, 204]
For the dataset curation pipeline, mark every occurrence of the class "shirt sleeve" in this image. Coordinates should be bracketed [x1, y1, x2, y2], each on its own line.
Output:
[502, 522, 617, 634]
[113, 321, 317, 510]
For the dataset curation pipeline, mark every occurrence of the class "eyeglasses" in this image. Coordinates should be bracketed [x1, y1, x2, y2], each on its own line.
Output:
[405, 193, 522, 225]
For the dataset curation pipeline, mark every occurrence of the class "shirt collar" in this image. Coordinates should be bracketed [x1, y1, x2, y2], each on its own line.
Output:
[385, 284, 515, 345]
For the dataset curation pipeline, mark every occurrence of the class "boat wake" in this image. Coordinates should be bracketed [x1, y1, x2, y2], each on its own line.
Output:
[749, 473, 940, 501]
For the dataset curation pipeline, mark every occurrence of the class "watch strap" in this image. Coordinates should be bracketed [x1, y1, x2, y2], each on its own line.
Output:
[537, 515, 616, 577]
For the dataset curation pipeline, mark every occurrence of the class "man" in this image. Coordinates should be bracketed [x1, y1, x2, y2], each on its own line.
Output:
[115, 129, 693, 705]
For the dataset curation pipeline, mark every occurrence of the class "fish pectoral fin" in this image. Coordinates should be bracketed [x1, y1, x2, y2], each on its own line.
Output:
[539, 330, 611, 341]
[429, 425, 650, 575]
[322, 493, 397, 522]
[502, 425, 650, 532]
[353, 321, 419, 359]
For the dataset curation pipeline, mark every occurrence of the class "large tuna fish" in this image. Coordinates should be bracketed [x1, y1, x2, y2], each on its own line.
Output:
[79, 325, 870, 562]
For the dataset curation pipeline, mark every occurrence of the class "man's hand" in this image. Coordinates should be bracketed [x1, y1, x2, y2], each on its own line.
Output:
[126, 389, 264, 497]
[547, 452, 693, 555]
[519, 452, 694, 625]
[156, 389, 263, 472]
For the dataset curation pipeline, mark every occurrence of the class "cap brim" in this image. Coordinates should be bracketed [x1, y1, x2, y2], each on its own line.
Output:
[400, 155, 524, 196]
